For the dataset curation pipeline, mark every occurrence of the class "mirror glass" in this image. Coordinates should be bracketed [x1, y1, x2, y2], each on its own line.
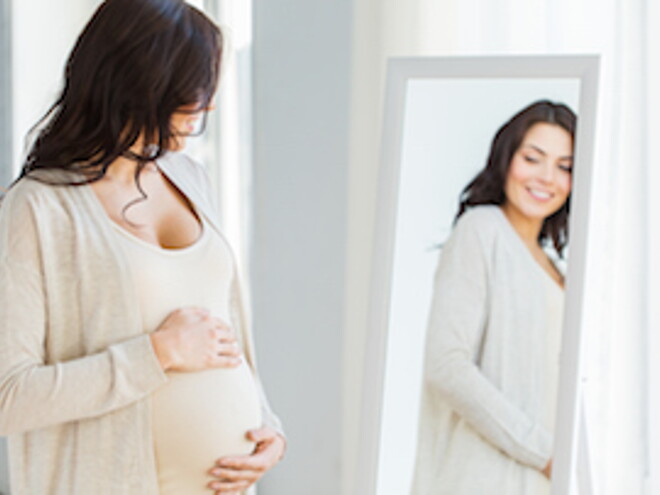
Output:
[376, 76, 582, 494]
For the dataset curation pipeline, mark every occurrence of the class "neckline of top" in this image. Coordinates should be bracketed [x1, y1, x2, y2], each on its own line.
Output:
[108, 210, 208, 255]
[79, 156, 208, 253]
[491, 206, 565, 293]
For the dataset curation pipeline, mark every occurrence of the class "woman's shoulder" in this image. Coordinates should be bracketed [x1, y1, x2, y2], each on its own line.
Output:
[1, 174, 65, 210]
[454, 205, 504, 238]
[0, 172, 90, 240]
[0, 176, 67, 253]
[156, 150, 218, 218]
[156, 151, 209, 186]
[444, 205, 509, 257]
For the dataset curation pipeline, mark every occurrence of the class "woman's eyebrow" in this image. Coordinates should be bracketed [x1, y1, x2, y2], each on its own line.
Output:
[523, 143, 547, 156]
[523, 143, 573, 160]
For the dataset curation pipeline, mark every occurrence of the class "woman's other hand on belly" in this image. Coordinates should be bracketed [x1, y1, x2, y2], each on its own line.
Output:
[207, 426, 287, 494]
[149, 307, 242, 372]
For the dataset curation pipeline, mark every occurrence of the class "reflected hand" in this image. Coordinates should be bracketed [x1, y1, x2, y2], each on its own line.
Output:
[207, 427, 286, 494]
[542, 459, 552, 479]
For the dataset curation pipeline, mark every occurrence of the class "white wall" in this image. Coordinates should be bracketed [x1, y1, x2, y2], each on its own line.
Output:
[10, 0, 94, 174]
[251, 1, 352, 493]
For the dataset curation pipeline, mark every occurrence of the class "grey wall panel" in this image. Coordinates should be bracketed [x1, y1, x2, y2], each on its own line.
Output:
[252, 0, 352, 493]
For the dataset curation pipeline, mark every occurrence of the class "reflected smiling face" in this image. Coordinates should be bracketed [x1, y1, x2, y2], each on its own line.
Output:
[503, 122, 573, 222]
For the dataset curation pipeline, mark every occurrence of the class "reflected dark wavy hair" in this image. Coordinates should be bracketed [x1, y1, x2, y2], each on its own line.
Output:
[15, 0, 222, 192]
[455, 100, 576, 255]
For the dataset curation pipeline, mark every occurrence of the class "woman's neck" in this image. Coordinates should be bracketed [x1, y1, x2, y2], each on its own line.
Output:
[103, 138, 159, 185]
[500, 202, 544, 249]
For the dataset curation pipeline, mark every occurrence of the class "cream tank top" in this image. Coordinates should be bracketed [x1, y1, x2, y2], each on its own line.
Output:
[111, 214, 262, 494]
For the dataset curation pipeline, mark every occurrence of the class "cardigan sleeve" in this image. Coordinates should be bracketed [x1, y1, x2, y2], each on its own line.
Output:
[423, 210, 552, 470]
[0, 187, 168, 435]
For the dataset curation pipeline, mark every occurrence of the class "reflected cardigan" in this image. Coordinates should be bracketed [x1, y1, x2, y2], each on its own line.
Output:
[411, 206, 563, 495]
[0, 152, 283, 494]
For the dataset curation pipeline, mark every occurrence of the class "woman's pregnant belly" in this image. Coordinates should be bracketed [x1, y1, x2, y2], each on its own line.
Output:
[152, 360, 263, 494]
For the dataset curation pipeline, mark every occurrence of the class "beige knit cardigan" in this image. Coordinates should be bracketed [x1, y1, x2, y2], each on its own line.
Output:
[0, 151, 283, 494]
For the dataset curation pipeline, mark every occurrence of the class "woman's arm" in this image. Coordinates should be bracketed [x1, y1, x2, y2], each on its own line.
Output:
[424, 211, 552, 471]
[0, 187, 241, 435]
[0, 188, 169, 434]
[0, 256, 169, 435]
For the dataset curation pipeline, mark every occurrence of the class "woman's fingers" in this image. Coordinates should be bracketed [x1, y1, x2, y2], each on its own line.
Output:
[154, 307, 245, 371]
[209, 321, 241, 368]
[212, 486, 246, 495]
[216, 429, 285, 470]
[207, 430, 286, 493]
[216, 451, 270, 472]
[245, 427, 276, 444]
[214, 327, 237, 343]
[210, 467, 262, 481]
[211, 318, 232, 329]
[213, 355, 242, 368]
[178, 306, 210, 319]
[208, 479, 252, 492]
[207, 465, 259, 493]
[216, 342, 240, 357]
[185, 308, 232, 330]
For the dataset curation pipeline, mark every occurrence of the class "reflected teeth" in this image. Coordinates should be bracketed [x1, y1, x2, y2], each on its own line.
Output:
[528, 188, 552, 200]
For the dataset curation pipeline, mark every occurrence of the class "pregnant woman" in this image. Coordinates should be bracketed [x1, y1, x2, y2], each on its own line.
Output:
[0, 1, 285, 494]
[411, 101, 575, 494]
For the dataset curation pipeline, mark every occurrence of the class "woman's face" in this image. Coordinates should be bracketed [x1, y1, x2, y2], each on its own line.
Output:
[503, 122, 573, 222]
[168, 100, 216, 150]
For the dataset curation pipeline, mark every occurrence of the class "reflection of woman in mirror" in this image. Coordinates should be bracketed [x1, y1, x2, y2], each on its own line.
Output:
[0, 1, 285, 494]
[411, 101, 575, 494]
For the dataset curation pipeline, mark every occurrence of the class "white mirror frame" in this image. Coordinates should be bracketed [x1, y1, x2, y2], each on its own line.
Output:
[356, 55, 600, 495]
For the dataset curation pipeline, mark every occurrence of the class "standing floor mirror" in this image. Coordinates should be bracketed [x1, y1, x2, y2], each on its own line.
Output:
[356, 55, 600, 495]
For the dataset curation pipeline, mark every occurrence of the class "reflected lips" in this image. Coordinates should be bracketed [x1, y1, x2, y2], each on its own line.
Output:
[527, 187, 553, 201]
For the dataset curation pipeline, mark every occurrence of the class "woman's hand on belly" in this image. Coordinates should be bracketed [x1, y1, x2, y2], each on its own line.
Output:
[150, 307, 242, 372]
[207, 426, 287, 494]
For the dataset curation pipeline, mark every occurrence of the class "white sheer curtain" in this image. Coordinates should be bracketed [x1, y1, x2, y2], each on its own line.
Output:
[648, 1, 660, 492]
[186, 0, 254, 275]
[345, 1, 656, 493]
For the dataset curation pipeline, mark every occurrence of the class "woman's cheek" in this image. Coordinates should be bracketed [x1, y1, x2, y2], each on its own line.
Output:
[559, 174, 572, 199]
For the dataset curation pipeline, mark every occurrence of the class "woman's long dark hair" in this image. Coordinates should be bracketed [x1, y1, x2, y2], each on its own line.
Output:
[455, 100, 576, 255]
[15, 0, 222, 194]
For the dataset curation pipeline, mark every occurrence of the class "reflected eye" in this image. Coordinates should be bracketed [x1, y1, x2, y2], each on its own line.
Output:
[558, 163, 573, 173]
[523, 155, 539, 164]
